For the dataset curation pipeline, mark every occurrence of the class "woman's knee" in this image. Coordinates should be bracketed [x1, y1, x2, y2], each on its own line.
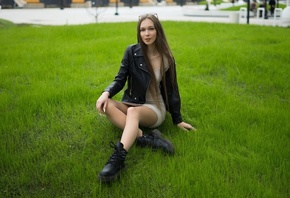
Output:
[104, 99, 118, 115]
[105, 99, 113, 108]
[127, 107, 140, 118]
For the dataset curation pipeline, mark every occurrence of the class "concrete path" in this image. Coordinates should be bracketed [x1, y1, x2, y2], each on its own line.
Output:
[0, 5, 281, 26]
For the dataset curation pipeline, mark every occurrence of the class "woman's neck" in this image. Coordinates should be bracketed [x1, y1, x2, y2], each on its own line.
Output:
[147, 45, 159, 57]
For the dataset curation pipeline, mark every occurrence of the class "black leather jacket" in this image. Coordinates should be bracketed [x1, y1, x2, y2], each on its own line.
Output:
[104, 44, 182, 125]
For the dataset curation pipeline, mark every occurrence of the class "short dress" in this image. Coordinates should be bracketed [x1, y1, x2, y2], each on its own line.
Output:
[123, 57, 168, 128]
[143, 67, 167, 128]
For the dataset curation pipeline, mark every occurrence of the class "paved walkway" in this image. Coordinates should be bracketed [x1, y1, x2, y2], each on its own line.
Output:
[0, 5, 281, 26]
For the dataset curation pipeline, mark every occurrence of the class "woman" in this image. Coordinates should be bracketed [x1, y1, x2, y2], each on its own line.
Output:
[96, 13, 195, 183]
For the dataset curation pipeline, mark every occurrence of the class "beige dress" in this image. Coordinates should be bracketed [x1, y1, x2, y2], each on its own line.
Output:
[144, 56, 169, 128]
[143, 62, 167, 128]
[122, 57, 169, 128]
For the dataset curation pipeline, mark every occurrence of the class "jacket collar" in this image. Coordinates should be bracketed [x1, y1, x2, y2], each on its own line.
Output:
[132, 43, 150, 73]
[133, 43, 143, 57]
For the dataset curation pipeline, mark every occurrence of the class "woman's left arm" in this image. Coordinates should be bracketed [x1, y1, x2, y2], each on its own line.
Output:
[169, 61, 196, 131]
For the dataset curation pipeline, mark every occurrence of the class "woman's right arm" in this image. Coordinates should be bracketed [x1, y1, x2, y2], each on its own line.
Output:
[96, 46, 132, 113]
[103, 46, 131, 98]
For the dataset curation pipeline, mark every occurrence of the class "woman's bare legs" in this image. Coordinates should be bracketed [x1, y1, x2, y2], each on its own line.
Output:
[104, 99, 158, 151]
[120, 106, 157, 151]
[99, 99, 172, 182]
[104, 99, 129, 130]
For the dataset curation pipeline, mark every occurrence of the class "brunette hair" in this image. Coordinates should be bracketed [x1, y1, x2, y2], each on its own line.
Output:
[137, 14, 177, 109]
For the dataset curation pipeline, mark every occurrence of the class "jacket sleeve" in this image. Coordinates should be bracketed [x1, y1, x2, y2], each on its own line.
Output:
[103, 46, 131, 98]
[166, 63, 183, 125]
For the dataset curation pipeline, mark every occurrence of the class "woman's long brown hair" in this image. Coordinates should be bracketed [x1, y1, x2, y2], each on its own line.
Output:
[137, 14, 177, 110]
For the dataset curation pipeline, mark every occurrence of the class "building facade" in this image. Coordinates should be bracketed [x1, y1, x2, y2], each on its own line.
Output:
[1, 0, 185, 8]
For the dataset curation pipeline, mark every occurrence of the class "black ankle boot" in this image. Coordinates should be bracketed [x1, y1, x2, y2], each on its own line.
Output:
[98, 142, 127, 182]
[136, 129, 174, 155]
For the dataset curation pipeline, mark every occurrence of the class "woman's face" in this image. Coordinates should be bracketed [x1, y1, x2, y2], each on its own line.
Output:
[140, 18, 157, 46]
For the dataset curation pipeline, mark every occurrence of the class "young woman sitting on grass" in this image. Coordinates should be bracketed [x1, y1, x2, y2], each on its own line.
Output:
[96, 13, 195, 183]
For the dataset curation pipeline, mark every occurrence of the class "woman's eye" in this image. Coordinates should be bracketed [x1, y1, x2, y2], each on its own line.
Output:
[140, 27, 155, 32]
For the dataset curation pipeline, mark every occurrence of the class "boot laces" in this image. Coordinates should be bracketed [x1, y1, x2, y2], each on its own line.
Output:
[106, 142, 123, 165]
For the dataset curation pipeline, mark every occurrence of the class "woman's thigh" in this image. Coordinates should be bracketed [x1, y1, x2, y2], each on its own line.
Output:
[130, 106, 158, 128]
[107, 100, 158, 128]
[107, 99, 129, 114]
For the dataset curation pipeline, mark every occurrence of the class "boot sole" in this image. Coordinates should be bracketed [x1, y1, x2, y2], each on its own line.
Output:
[98, 166, 126, 183]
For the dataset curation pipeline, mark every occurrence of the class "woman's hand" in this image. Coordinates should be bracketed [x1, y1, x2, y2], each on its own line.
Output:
[96, 92, 110, 114]
[177, 122, 196, 131]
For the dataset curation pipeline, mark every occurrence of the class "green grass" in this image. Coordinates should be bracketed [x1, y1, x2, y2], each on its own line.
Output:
[196, 0, 224, 5]
[0, 20, 289, 197]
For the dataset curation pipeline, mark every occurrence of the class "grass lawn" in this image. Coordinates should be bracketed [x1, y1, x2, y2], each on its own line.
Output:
[0, 19, 289, 197]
